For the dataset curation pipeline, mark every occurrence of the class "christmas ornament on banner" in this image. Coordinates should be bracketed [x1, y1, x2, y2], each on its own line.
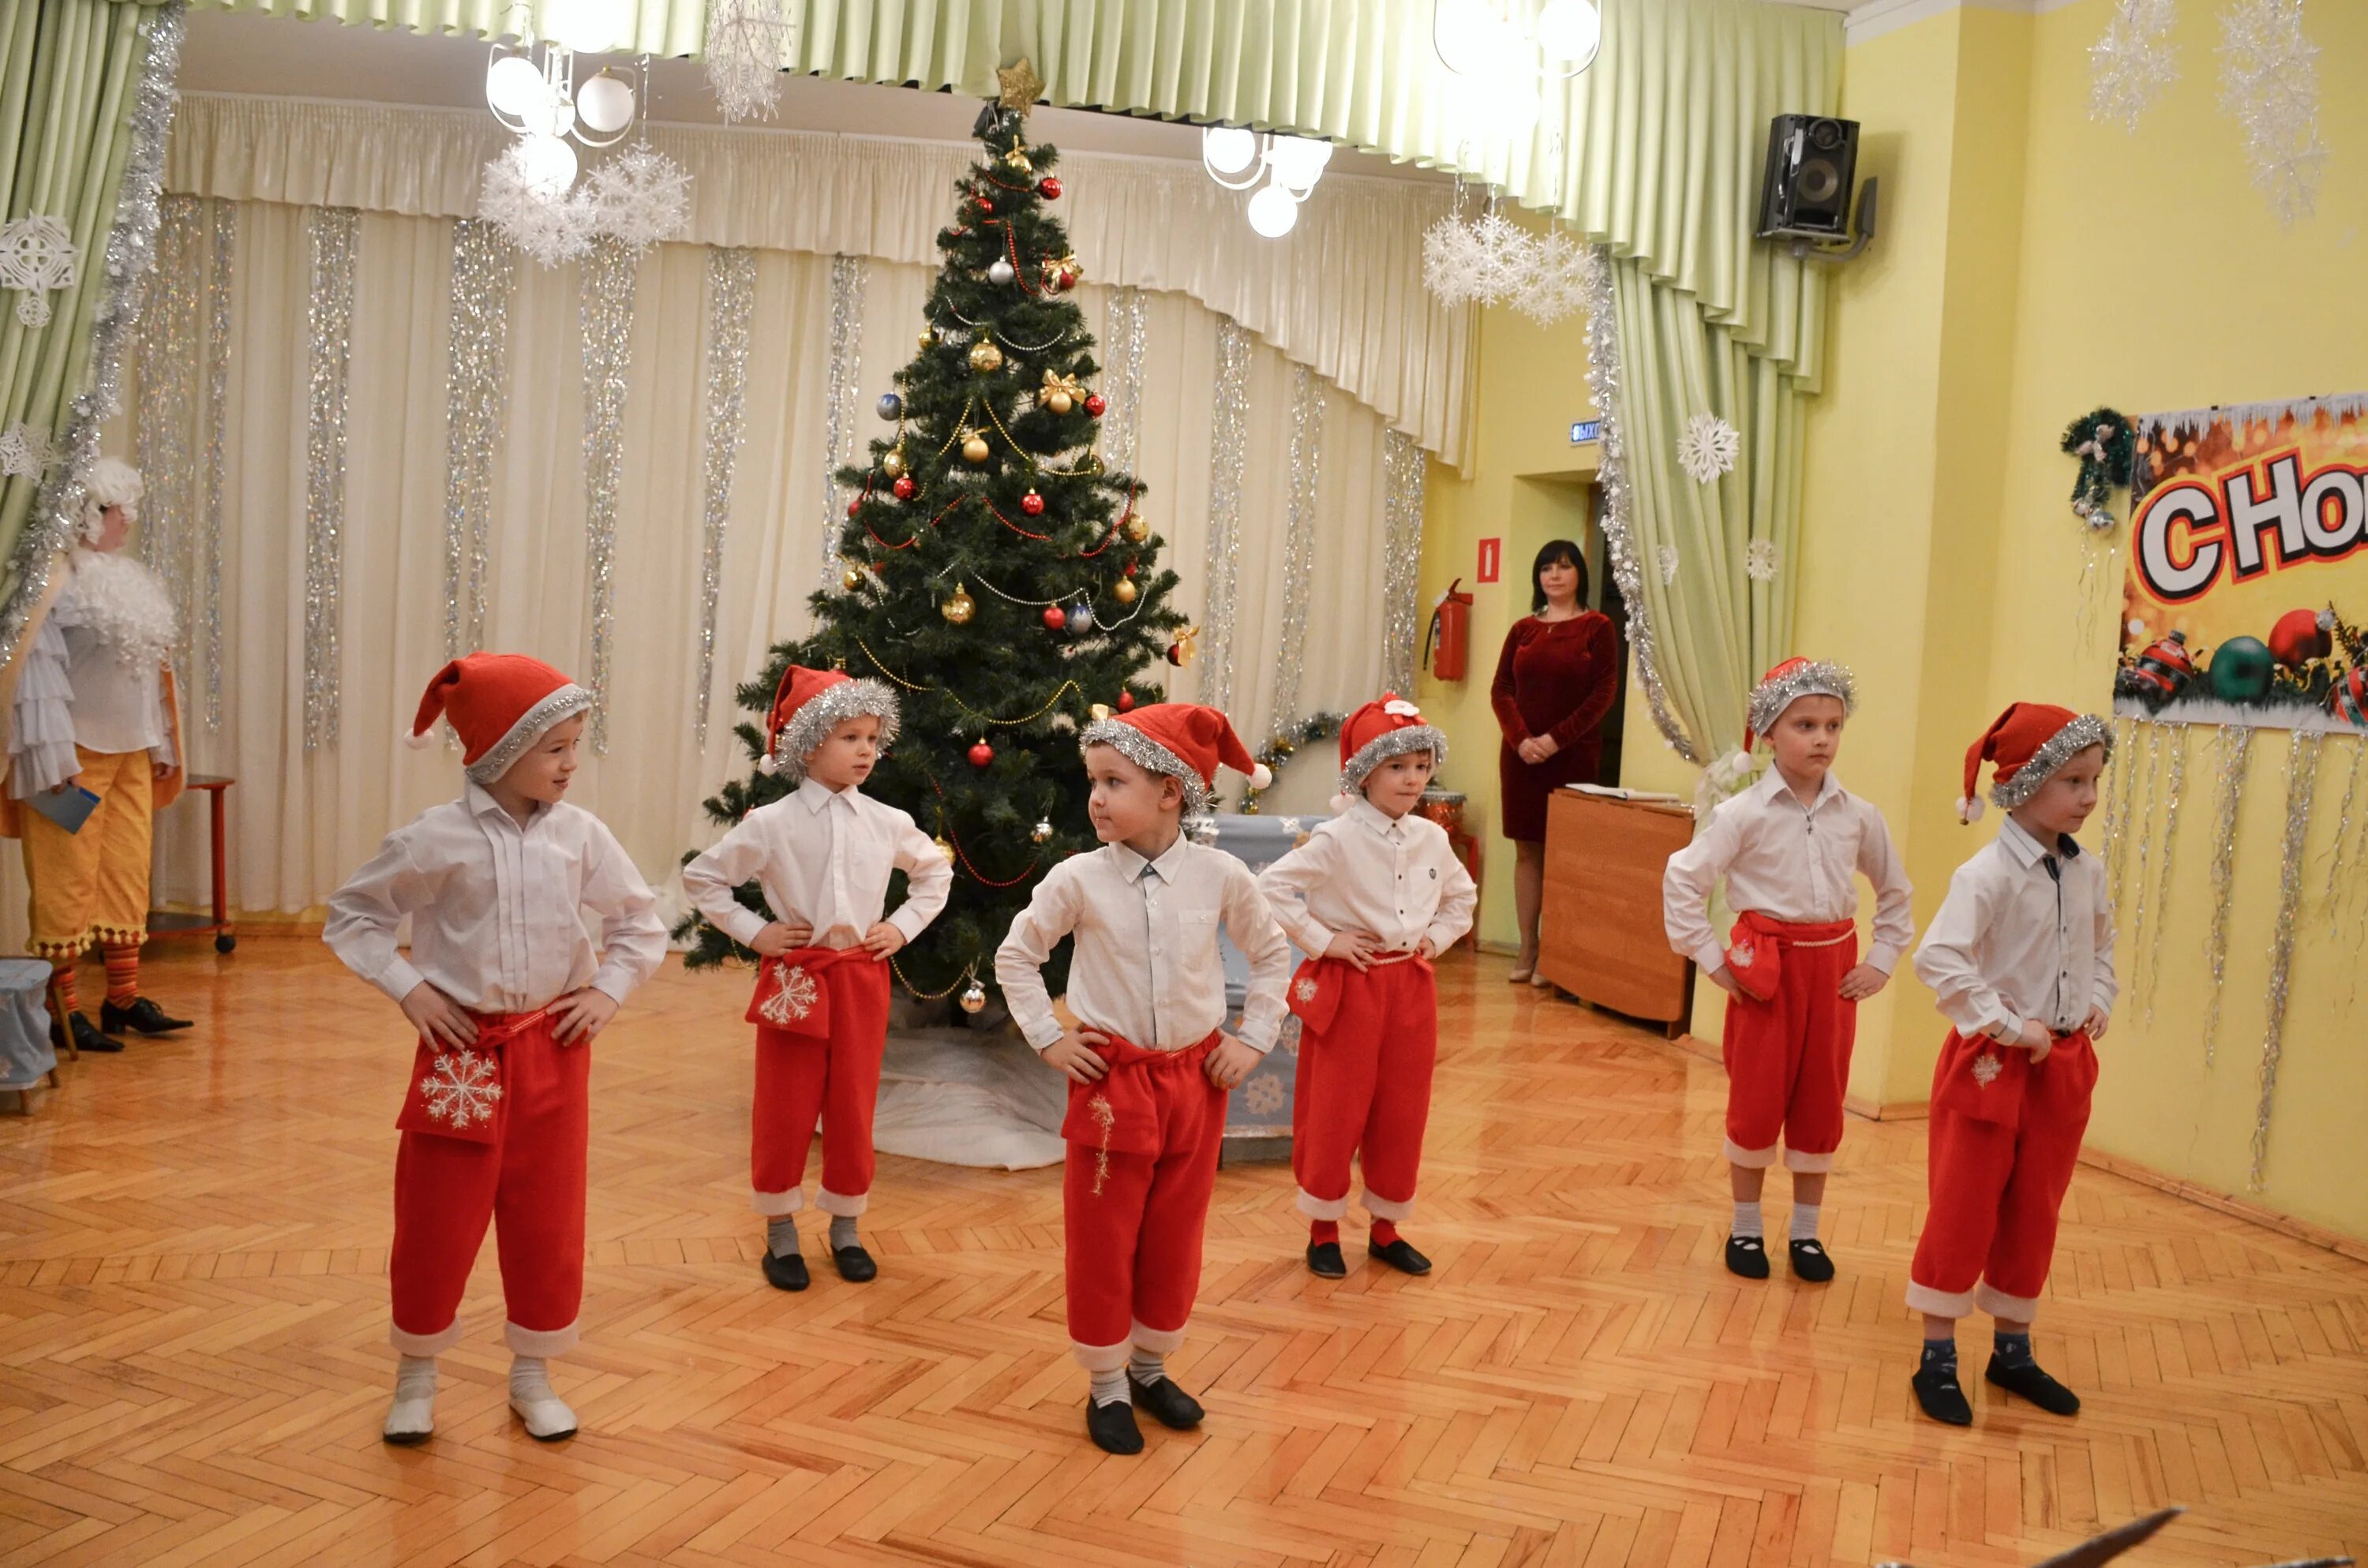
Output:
[673, 80, 1185, 1005]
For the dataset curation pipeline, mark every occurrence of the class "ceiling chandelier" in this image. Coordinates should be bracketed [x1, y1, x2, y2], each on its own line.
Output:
[1433, 0, 1602, 140]
[1200, 128, 1336, 239]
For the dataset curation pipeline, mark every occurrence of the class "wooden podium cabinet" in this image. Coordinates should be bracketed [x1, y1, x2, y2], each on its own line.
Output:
[1536, 788, 1697, 1038]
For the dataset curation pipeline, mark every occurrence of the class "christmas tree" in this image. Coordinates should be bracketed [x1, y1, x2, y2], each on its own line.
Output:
[677, 82, 1188, 1007]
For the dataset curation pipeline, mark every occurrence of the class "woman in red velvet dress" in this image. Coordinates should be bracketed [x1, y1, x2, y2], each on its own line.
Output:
[1491, 540, 1620, 982]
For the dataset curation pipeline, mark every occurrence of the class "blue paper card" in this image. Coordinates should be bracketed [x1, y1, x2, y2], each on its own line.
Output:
[26, 784, 100, 836]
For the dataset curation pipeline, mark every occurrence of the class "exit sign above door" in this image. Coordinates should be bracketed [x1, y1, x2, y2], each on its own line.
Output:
[1570, 419, 1602, 444]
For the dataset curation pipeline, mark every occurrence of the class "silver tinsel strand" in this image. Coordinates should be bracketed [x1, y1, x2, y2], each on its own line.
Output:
[1380, 429, 1426, 696]
[0, 1, 185, 685]
[2327, 734, 2366, 937]
[578, 234, 638, 754]
[2139, 721, 2188, 1024]
[2201, 724, 2252, 1064]
[1268, 364, 1326, 728]
[2103, 713, 2141, 905]
[302, 205, 360, 752]
[135, 196, 200, 684]
[2124, 721, 2164, 989]
[443, 219, 515, 661]
[2251, 729, 2321, 1188]
[695, 248, 755, 750]
[818, 253, 866, 586]
[200, 198, 233, 728]
[1580, 245, 1699, 762]
[1103, 287, 1149, 478]
[1199, 320, 1253, 713]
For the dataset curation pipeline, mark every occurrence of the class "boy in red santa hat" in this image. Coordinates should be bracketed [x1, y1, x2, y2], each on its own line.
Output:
[1256, 694, 1475, 1279]
[681, 666, 950, 1290]
[325, 654, 666, 1446]
[1906, 702, 2115, 1426]
[995, 702, 1291, 1455]
[1662, 658, 1913, 1282]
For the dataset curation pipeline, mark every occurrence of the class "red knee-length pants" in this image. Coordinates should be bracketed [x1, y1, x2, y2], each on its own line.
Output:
[1291, 956, 1436, 1223]
[1908, 1030, 2096, 1322]
[751, 952, 891, 1218]
[389, 1011, 587, 1358]
[1720, 913, 1858, 1172]
[1062, 1031, 1226, 1372]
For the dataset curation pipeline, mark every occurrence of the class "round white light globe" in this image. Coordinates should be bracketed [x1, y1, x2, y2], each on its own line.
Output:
[1434, 0, 1511, 77]
[576, 73, 635, 133]
[486, 54, 548, 118]
[1535, 0, 1602, 65]
[1267, 135, 1334, 194]
[552, 0, 630, 53]
[1246, 181, 1299, 238]
[1202, 125, 1257, 175]
[519, 133, 579, 198]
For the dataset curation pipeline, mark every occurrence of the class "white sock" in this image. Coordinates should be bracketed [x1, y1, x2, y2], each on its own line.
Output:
[382, 1354, 437, 1440]
[1790, 1203, 1822, 1243]
[1127, 1349, 1167, 1387]
[829, 1215, 860, 1252]
[510, 1355, 556, 1403]
[508, 1355, 577, 1438]
[1732, 1200, 1763, 1240]
[766, 1215, 800, 1257]
[1088, 1367, 1131, 1407]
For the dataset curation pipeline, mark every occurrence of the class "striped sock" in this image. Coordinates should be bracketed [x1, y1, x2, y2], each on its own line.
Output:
[101, 941, 139, 1007]
[47, 963, 77, 1018]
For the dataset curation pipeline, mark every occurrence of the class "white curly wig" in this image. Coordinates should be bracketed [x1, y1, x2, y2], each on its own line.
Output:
[78, 457, 144, 544]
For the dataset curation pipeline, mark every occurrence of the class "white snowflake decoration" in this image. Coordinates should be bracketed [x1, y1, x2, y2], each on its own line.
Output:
[1245, 1074, 1286, 1115]
[2089, 0, 2179, 131]
[2217, 0, 2326, 224]
[0, 421, 54, 479]
[758, 961, 821, 1027]
[1512, 230, 1591, 326]
[1970, 1050, 2004, 1088]
[478, 143, 596, 268]
[704, 0, 794, 122]
[1677, 412, 1741, 484]
[1465, 211, 1535, 306]
[418, 1048, 504, 1130]
[1421, 214, 1485, 306]
[1745, 539, 1781, 583]
[0, 215, 81, 328]
[586, 143, 693, 253]
[1655, 544, 1680, 585]
[1294, 976, 1320, 1004]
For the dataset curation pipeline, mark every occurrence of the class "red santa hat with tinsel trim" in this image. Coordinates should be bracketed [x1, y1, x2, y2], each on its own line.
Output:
[1697, 657, 1858, 815]
[1081, 702, 1268, 812]
[758, 665, 901, 782]
[1332, 693, 1447, 811]
[1957, 702, 2114, 823]
[403, 653, 592, 784]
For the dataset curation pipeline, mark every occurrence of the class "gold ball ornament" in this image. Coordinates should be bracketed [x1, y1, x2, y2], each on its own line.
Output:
[934, 834, 957, 865]
[1045, 389, 1073, 415]
[918, 327, 936, 350]
[969, 339, 1004, 374]
[941, 584, 976, 624]
[960, 979, 989, 1014]
[1112, 577, 1137, 604]
[1004, 147, 1034, 174]
[1031, 818, 1054, 844]
[841, 564, 866, 592]
[961, 432, 991, 465]
[1123, 512, 1151, 544]
[881, 447, 905, 479]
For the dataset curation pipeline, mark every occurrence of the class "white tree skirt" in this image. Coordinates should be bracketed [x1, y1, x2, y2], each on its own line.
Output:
[871, 1026, 1068, 1170]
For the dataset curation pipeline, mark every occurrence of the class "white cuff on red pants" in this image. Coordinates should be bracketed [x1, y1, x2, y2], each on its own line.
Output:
[751, 1186, 806, 1217]
[1723, 1137, 1780, 1169]
[815, 1186, 870, 1218]
[505, 1319, 580, 1357]
[1295, 1187, 1350, 1221]
[1130, 1318, 1186, 1355]
[1904, 1280, 1977, 1319]
[1974, 1281, 2040, 1321]
[1070, 1337, 1133, 1372]
[1359, 1185, 1414, 1222]
[389, 1317, 467, 1357]
[1782, 1146, 1835, 1173]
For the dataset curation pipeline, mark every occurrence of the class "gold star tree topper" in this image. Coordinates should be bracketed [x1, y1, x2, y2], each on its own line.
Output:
[996, 56, 1043, 115]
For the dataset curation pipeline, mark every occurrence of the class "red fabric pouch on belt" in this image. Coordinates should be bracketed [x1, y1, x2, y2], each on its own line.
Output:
[1722, 911, 1856, 1003]
[1930, 1027, 2096, 1129]
[394, 1008, 552, 1144]
[1287, 952, 1429, 1036]
[1058, 1030, 1220, 1153]
[744, 945, 871, 1038]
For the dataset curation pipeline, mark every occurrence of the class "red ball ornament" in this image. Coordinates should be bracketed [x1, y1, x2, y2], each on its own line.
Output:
[1058, 267, 1080, 290]
[1042, 604, 1067, 631]
[968, 739, 995, 769]
[2269, 607, 2334, 667]
[1123, 559, 1137, 575]
[1037, 177, 1062, 200]
[892, 474, 916, 500]
[1085, 394, 1106, 417]
[976, 196, 995, 215]
[847, 496, 862, 517]
[1117, 691, 1135, 713]
[1021, 489, 1045, 517]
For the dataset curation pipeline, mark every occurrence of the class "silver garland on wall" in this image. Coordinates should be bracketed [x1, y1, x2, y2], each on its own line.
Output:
[443, 219, 515, 662]
[0, 1, 184, 683]
[1380, 429, 1426, 697]
[695, 247, 755, 750]
[1267, 363, 1326, 727]
[1198, 319, 1253, 713]
[2200, 723, 2253, 1064]
[1102, 286, 1148, 477]
[2138, 721, 2188, 1024]
[2123, 721, 2165, 991]
[2327, 736, 2366, 937]
[200, 197, 233, 728]
[817, 253, 866, 586]
[2252, 729, 2322, 1188]
[578, 234, 638, 754]
[135, 196, 201, 685]
[302, 205, 360, 752]
[1580, 244, 1699, 762]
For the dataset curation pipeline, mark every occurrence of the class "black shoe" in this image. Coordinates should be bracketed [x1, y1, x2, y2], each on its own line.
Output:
[1986, 1355, 2081, 1416]
[101, 997, 191, 1035]
[830, 1243, 878, 1283]
[1913, 1364, 1973, 1425]
[1725, 1234, 1770, 1279]
[1127, 1373, 1205, 1431]
[1305, 1241, 1346, 1278]
[760, 1249, 810, 1292]
[1367, 1237, 1433, 1276]
[51, 1012, 122, 1054]
[1086, 1398, 1145, 1454]
[1788, 1238, 1836, 1282]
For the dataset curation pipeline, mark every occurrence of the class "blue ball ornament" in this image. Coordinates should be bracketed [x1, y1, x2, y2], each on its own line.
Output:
[877, 393, 903, 421]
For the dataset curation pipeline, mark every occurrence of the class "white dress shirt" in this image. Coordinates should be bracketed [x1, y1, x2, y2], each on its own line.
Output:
[1663, 766, 1915, 975]
[1257, 799, 1478, 956]
[996, 834, 1291, 1054]
[681, 777, 951, 951]
[324, 783, 667, 1014]
[1913, 814, 2116, 1039]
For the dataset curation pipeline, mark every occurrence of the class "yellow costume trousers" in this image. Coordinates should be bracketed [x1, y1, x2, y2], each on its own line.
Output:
[22, 747, 154, 960]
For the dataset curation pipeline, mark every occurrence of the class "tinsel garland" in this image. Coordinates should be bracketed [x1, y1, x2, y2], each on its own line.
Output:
[2327, 735, 2366, 937]
[0, 2, 185, 687]
[134, 196, 201, 682]
[577, 235, 638, 754]
[302, 205, 361, 752]
[1198, 320, 1252, 713]
[2251, 730, 2322, 1188]
[1380, 429, 1426, 695]
[2103, 714, 2142, 906]
[695, 248, 755, 750]
[1267, 365, 1326, 727]
[2138, 721, 2189, 1024]
[1238, 712, 1345, 814]
[817, 253, 866, 585]
[2124, 722, 2164, 986]
[2200, 724, 2253, 1064]
[200, 198, 233, 728]
[442, 219, 514, 661]
[1103, 286, 1148, 479]
[1579, 245, 1699, 762]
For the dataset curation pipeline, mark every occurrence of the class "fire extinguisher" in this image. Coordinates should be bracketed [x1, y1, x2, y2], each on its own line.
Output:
[1425, 578, 1474, 682]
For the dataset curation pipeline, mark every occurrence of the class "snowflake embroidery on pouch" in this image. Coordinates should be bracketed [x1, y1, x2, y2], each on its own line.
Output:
[1246, 1074, 1286, 1115]
[758, 962, 820, 1027]
[1971, 1051, 2004, 1087]
[419, 1048, 503, 1129]
[1728, 938, 1756, 968]
[1295, 976, 1321, 1004]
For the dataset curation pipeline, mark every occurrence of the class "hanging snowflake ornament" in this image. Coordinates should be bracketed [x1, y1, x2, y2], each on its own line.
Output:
[418, 1047, 504, 1131]
[0, 215, 81, 328]
[2217, 0, 2326, 224]
[1422, 213, 1485, 307]
[0, 420, 55, 479]
[2089, 0, 2180, 131]
[586, 143, 693, 253]
[1677, 412, 1741, 484]
[704, 0, 794, 122]
[479, 143, 596, 268]
[1512, 229, 1591, 326]
[1746, 539, 1781, 583]
[1464, 210, 1536, 306]
[1656, 543, 1680, 585]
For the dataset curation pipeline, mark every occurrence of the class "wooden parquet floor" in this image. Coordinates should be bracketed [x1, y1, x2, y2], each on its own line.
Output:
[4, 942, 2366, 1568]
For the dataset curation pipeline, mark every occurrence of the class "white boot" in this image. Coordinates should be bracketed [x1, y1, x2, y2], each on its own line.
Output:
[382, 1355, 437, 1445]
[508, 1356, 578, 1441]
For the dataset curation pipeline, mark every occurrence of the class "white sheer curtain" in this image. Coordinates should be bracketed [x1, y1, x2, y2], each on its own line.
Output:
[14, 203, 1398, 940]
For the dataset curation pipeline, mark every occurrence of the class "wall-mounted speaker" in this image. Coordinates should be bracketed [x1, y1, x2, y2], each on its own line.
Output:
[1758, 114, 1860, 241]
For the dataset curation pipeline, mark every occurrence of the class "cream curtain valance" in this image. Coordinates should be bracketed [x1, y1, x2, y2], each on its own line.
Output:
[163, 92, 1474, 462]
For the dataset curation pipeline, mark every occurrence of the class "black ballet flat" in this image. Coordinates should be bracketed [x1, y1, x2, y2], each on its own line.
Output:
[760, 1250, 810, 1291]
[1305, 1241, 1346, 1278]
[1126, 1373, 1205, 1431]
[1086, 1397, 1145, 1454]
[830, 1243, 878, 1283]
[1367, 1237, 1433, 1276]
[1986, 1356, 2081, 1416]
[1724, 1234, 1770, 1279]
[1913, 1364, 1973, 1426]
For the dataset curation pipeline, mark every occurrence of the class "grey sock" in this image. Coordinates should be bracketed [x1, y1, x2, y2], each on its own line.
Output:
[829, 1215, 860, 1252]
[1127, 1349, 1167, 1387]
[1732, 1200, 1764, 1240]
[766, 1216, 800, 1258]
[1789, 1203, 1821, 1243]
[1088, 1366, 1131, 1406]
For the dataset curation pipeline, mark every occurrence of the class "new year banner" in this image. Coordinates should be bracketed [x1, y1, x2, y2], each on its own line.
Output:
[2115, 393, 2368, 730]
